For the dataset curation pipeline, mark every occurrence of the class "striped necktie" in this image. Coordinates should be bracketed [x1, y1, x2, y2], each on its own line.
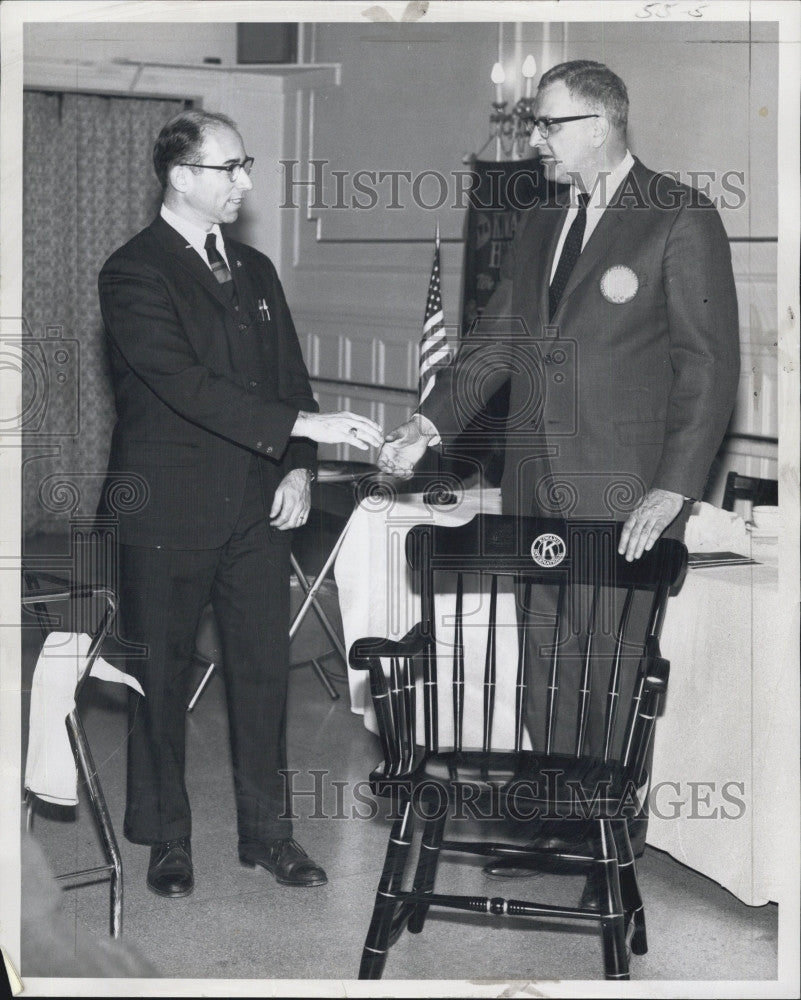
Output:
[204, 232, 236, 301]
[549, 192, 590, 321]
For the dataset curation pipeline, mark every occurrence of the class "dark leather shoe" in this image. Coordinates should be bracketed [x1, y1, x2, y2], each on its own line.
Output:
[147, 837, 193, 897]
[579, 870, 601, 910]
[239, 837, 327, 887]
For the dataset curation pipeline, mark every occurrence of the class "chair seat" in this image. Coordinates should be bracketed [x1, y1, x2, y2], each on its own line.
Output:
[372, 748, 642, 819]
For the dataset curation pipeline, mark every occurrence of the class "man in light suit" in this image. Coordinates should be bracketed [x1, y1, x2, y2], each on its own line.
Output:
[99, 110, 382, 897]
[379, 61, 740, 860]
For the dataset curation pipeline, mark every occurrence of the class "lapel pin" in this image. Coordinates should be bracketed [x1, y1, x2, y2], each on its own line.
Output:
[600, 265, 639, 304]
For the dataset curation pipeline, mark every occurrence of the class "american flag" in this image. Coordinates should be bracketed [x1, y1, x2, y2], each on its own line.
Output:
[419, 229, 452, 404]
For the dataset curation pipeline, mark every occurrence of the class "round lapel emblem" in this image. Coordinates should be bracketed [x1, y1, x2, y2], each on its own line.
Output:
[530, 533, 566, 567]
[600, 265, 639, 303]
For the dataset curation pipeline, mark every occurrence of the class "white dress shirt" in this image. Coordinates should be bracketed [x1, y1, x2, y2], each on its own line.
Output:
[160, 203, 231, 270]
[549, 150, 635, 283]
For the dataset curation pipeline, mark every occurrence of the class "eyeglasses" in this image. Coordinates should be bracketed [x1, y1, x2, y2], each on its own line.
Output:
[532, 115, 600, 139]
[179, 157, 255, 181]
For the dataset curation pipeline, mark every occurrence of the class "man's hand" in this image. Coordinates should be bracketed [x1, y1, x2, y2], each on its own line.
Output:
[618, 488, 685, 561]
[377, 415, 437, 479]
[292, 410, 383, 451]
[270, 468, 312, 530]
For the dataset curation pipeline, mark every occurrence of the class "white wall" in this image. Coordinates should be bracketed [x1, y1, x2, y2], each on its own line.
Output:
[24, 20, 237, 67]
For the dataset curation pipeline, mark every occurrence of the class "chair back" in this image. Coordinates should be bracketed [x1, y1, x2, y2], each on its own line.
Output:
[404, 515, 686, 781]
[721, 471, 778, 512]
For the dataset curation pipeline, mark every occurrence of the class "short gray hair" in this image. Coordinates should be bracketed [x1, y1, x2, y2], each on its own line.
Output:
[539, 60, 629, 133]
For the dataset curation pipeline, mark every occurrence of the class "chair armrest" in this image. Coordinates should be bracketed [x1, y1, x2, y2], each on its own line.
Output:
[641, 635, 670, 693]
[348, 622, 429, 669]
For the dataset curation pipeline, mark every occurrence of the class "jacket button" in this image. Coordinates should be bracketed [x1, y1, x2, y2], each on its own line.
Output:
[248, 380, 258, 388]
[233, 304, 239, 311]
[239, 323, 247, 331]
[256, 441, 263, 448]
[543, 353, 552, 364]
[266, 446, 273, 454]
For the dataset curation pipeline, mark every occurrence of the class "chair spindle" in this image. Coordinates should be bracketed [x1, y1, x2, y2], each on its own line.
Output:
[575, 582, 600, 756]
[482, 574, 498, 753]
[452, 573, 465, 752]
[544, 580, 567, 754]
[603, 586, 635, 763]
[513, 580, 532, 753]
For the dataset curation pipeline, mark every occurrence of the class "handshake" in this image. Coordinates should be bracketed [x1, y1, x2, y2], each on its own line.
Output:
[292, 411, 437, 479]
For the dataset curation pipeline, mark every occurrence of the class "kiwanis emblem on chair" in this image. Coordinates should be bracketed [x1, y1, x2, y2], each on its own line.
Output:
[530, 532, 567, 567]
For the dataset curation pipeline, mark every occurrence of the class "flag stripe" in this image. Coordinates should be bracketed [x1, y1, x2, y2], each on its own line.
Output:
[419, 239, 452, 403]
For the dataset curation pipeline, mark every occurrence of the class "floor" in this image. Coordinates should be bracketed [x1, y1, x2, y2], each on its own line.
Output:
[18, 632, 780, 993]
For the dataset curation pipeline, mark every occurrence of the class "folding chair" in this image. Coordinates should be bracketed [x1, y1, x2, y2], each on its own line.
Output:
[22, 572, 123, 938]
[350, 514, 687, 980]
[187, 461, 368, 711]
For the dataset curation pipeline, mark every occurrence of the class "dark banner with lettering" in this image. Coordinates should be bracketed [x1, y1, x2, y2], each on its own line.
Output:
[461, 157, 547, 335]
[453, 158, 548, 484]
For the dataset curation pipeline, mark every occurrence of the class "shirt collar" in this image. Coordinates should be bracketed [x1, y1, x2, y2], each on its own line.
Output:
[159, 203, 226, 264]
[573, 149, 635, 210]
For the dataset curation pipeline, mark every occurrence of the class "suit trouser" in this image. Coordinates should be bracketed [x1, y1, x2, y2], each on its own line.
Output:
[119, 460, 293, 846]
[523, 580, 655, 854]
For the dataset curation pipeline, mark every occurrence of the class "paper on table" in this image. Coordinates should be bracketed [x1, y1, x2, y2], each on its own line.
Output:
[684, 501, 749, 555]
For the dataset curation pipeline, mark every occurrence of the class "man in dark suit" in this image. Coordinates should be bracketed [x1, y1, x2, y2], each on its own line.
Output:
[378, 61, 740, 862]
[99, 109, 383, 897]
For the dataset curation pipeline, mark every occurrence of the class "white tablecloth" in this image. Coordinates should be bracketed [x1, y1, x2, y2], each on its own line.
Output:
[649, 543, 790, 906]
[335, 496, 792, 905]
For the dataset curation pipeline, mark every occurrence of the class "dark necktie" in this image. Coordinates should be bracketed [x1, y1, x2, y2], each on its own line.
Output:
[204, 232, 236, 302]
[548, 192, 590, 321]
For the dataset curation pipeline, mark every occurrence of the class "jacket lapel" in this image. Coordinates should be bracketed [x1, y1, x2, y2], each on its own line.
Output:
[537, 202, 569, 328]
[517, 196, 568, 331]
[149, 216, 239, 313]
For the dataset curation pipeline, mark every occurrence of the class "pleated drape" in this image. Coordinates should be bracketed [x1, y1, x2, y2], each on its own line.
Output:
[22, 91, 187, 535]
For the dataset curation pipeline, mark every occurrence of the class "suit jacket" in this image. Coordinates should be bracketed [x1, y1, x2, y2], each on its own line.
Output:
[98, 215, 318, 549]
[423, 157, 740, 522]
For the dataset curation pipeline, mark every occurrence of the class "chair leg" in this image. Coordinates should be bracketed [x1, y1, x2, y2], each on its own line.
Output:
[187, 661, 216, 712]
[597, 819, 629, 981]
[290, 553, 348, 663]
[307, 658, 340, 700]
[614, 822, 647, 955]
[359, 800, 414, 980]
[67, 710, 123, 938]
[407, 806, 446, 934]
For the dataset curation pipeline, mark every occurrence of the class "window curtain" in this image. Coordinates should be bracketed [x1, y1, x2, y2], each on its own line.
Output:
[22, 91, 187, 536]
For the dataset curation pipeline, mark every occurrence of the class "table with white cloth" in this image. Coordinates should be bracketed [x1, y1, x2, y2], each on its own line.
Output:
[334, 493, 791, 906]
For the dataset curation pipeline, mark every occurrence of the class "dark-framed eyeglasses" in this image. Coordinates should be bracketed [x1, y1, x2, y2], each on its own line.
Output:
[179, 156, 255, 181]
[532, 115, 600, 139]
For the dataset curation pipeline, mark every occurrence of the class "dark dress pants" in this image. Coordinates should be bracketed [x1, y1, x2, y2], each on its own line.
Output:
[119, 460, 293, 847]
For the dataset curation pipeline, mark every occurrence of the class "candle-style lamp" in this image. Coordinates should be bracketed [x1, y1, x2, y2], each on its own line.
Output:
[522, 54, 537, 97]
[486, 55, 539, 161]
[490, 62, 507, 160]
